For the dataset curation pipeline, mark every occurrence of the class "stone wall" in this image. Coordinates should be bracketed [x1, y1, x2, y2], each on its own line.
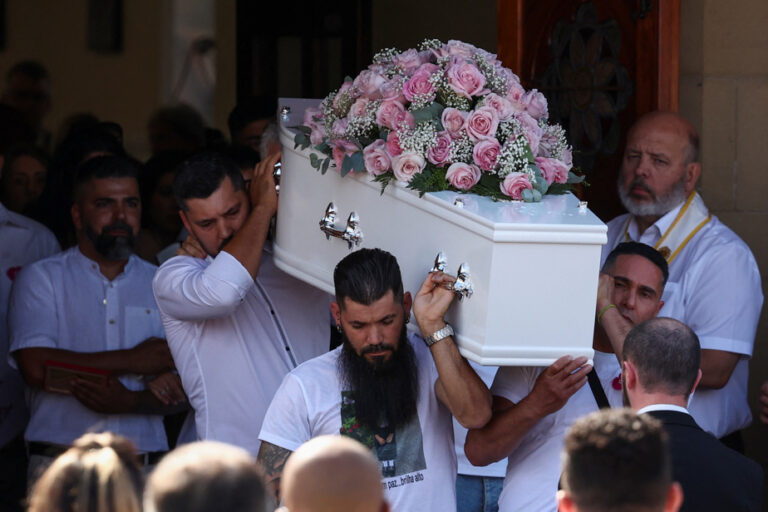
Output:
[679, 0, 768, 468]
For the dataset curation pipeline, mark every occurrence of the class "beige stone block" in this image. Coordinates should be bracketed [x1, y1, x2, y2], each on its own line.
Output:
[715, 212, 768, 266]
[679, 74, 702, 135]
[735, 82, 768, 211]
[700, 79, 737, 211]
[703, 0, 768, 75]
[680, 0, 703, 75]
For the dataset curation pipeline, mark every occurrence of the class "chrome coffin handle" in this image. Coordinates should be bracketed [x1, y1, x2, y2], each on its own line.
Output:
[318, 202, 363, 250]
[452, 262, 473, 300]
[429, 252, 473, 300]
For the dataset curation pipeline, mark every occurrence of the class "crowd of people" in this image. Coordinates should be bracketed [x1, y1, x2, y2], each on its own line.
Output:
[0, 59, 765, 512]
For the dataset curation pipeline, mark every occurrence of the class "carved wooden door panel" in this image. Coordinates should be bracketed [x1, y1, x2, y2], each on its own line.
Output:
[498, 0, 680, 221]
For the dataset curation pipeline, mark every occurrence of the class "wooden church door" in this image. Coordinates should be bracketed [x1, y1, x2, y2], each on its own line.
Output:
[497, 0, 680, 221]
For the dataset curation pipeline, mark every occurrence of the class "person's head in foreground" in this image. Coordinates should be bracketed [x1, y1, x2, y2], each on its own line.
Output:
[278, 435, 389, 512]
[27, 432, 143, 512]
[621, 317, 701, 409]
[558, 408, 683, 512]
[331, 248, 418, 431]
[144, 440, 272, 512]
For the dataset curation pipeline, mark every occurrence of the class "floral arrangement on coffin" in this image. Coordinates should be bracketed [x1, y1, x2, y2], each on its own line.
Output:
[293, 39, 582, 202]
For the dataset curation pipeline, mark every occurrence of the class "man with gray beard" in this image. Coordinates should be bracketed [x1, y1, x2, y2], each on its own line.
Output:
[601, 111, 762, 448]
[8, 155, 180, 483]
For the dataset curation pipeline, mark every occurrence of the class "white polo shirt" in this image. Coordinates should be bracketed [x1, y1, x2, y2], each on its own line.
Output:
[153, 244, 332, 455]
[8, 247, 168, 452]
[603, 204, 763, 437]
[493, 352, 623, 512]
[0, 203, 59, 447]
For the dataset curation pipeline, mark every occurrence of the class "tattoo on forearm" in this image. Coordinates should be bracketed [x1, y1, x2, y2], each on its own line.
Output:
[257, 441, 292, 502]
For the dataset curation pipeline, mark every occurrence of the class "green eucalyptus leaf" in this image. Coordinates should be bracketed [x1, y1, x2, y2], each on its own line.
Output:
[341, 155, 354, 176]
[321, 158, 330, 174]
[521, 188, 534, 202]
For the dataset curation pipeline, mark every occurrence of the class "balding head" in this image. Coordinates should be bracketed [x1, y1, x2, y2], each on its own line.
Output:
[281, 436, 388, 512]
[628, 111, 699, 164]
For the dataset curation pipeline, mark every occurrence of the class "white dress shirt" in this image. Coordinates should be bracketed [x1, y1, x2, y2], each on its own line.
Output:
[603, 204, 763, 437]
[0, 203, 59, 446]
[153, 244, 332, 455]
[8, 247, 168, 452]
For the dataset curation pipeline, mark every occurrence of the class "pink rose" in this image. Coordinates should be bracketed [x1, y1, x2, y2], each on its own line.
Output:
[363, 139, 391, 176]
[466, 106, 499, 142]
[561, 147, 573, 168]
[427, 131, 453, 166]
[391, 152, 426, 183]
[523, 89, 548, 121]
[506, 81, 527, 112]
[446, 40, 477, 60]
[403, 68, 436, 103]
[303, 107, 323, 125]
[515, 112, 543, 155]
[331, 140, 358, 171]
[331, 117, 349, 138]
[483, 93, 515, 122]
[348, 98, 370, 118]
[446, 58, 488, 98]
[441, 108, 468, 139]
[376, 100, 414, 131]
[393, 49, 427, 74]
[386, 131, 403, 157]
[473, 138, 501, 171]
[379, 78, 407, 104]
[446, 162, 481, 190]
[535, 156, 569, 185]
[309, 124, 325, 145]
[500, 172, 533, 199]
[353, 70, 386, 99]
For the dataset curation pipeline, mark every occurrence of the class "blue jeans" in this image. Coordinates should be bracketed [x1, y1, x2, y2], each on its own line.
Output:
[456, 474, 503, 512]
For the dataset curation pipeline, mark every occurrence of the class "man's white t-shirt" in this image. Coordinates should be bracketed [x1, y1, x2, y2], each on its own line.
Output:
[603, 207, 763, 437]
[493, 352, 622, 512]
[259, 333, 458, 512]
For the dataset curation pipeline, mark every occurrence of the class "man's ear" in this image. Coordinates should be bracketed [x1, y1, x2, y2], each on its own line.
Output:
[690, 369, 702, 396]
[665, 482, 684, 512]
[179, 209, 192, 234]
[402, 291, 412, 319]
[655, 299, 665, 316]
[71, 202, 82, 231]
[330, 301, 341, 327]
[556, 489, 577, 512]
[684, 162, 701, 194]
[623, 360, 638, 391]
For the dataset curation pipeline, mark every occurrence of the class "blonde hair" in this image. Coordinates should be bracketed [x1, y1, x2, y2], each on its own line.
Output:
[27, 432, 143, 512]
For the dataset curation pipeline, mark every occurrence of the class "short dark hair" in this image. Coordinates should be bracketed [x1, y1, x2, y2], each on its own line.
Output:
[602, 242, 669, 287]
[334, 248, 404, 307]
[73, 155, 141, 200]
[173, 152, 244, 211]
[623, 317, 700, 399]
[225, 144, 260, 172]
[562, 408, 671, 512]
[1, 144, 49, 176]
[7, 60, 49, 82]
[227, 97, 275, 139]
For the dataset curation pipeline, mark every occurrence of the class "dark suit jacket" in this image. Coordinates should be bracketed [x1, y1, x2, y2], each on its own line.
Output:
[646, 410, 763, 512]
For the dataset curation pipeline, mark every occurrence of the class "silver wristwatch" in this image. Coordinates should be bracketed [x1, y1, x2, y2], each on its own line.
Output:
[424, 323, 454, 347]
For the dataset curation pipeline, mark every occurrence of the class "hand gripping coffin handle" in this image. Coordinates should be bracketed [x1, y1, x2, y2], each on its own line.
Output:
[429, 252, 473, 300]
[452, 262, 473, 300]
[318, 202, 363, 250]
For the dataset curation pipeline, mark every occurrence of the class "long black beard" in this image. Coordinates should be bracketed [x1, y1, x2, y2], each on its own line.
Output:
[85, 221, 135, 260]
[338, 324, 419, 430]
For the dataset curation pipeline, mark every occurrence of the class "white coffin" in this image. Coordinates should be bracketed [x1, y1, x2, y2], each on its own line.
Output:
[275, 98, 607, 366]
